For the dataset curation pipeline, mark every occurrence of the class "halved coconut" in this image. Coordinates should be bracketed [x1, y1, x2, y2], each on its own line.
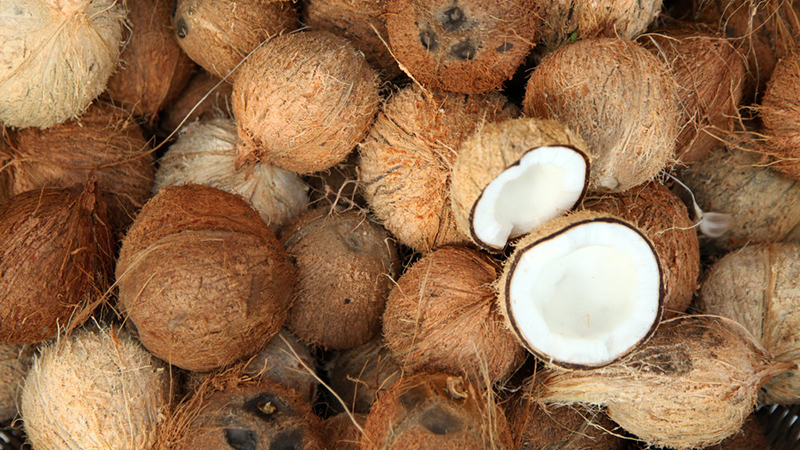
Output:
[499, 211, 663, 368]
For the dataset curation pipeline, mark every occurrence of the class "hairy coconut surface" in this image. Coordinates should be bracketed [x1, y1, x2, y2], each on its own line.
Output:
[761, 51, 800, 180]
[385, 0, 539, 93]
[173, 0, 298, 81]
[524, 38, 680, 192]
[21, 326, 171, 450]
[280, 207, 399, 350]
[383, 246, 524, 383]
[0, 0, 126, 128]
[583, 182, 700, 318]
[234, 31, 381, 174]
[325, 412, 366, 450]
[306, 152, 367, 210]
[0, 187, 113, 343]
[0, 344, 33, 422]
[325, 339, 403, 414]
[106, 0, 195, 118]
[359, 84, 518, 252]
[154, 117, 308, 230]
[709, 414, 768, 450]
[639, 25, 746, 165]
[159, 71, 234, 138]
[534, 315, 794, 449]
[116, 185, 296, 371]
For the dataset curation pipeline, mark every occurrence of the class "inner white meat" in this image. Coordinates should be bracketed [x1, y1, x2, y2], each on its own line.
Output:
[508, 221, 660, 366]
[472, 146, 586, 249]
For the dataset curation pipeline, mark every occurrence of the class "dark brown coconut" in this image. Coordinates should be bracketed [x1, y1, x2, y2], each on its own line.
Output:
[362, 372, 514, 449]
[761, 51, 800, 180]
[158, 71, 234, 138]
[325, 412, 366, 450]
[116, 185, 297, 371]
[173, 0, 298, 81]
[524, 38, 681, 192]
[325, 339, 402, 414]
[234, 31, 381, 174]
[0, 187, 113, 343]
[280, 207, 400, 350]
[0, 343, 34, 422]
[359, 84, 518, 252]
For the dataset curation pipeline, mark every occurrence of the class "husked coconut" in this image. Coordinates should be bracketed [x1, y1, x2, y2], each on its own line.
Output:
[325, 339, 402, 414]
[324, 412, 366, 450]
[761, 51, 800, 180]
[0, 343, 34, 422]
[158, 71, 234, 138]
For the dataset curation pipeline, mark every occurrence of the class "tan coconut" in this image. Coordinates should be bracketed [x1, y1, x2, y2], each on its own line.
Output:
[0, 187, 113, 344]
[173, 0, 298, 81]
[385, 0, 539, 94]
[154, 117, 309, 231]
[0, 343, 34, 422]
[325, 339, 403, 414]
[116, 185, 297, 371]
[523, 38, 681, 193]
[583, 182, 700, 318]
[534, 315, 793, 449]
[359, 84, 518, 252]
[325, 412, 366, 450]
[21, 326, 171, 450]
[760, 51, 800, 180]
[158, 71, 234, 138]
[280, 207, 400, 350]
[362, 372, 514, 449]
[234, 31, 381, 174]
[0, 0, 126, 129]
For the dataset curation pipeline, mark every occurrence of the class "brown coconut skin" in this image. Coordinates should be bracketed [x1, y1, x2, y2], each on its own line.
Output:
[0, 343, 34, 422]
[583, 182, 699, 318]
[234, 31, 381, 174]
[173, 0, 298, 81]
[385, 0, 539, 94]
[325, 339, 403, 414]
[280, 207, 400, 350]
[523, 38, 680, 193]
[359, 84, 518, 253]
[116, 185, 297, 371]
[0, 187, 113, 344]
[383, 246, 524, 384]
[159, 71, 234, 138]
[325, 412, 366, 450]
[761, 52, 800, 180]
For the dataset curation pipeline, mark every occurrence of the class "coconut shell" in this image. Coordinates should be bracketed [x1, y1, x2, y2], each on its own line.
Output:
[359, 84, 518, 252]
[761, 51, 800, 180]
[325, 339, 403, 414]
[583, 182, 699, 318]
[325, 412, 366, 450]
[280, 207, 399, 350]
[0, 0, 126, 129]
[154, 117, 309, 231]
[233, 31, 381, 174]
[0, 343, 34, 422]
[21, 326, 171, 450]
[105, 0, 195, 119]
[534, 315, 794, 449]
[173, 0, 298, 81]
[158, 71, 234, 138]
[0, 187, 113, 344]
[116, 184, 297, 371]
[523, 38, 680, 193]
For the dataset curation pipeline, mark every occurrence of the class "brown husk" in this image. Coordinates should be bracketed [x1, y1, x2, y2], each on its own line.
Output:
[306, 151, 367, 211]
[325, 339, 403, 414]
[0, 343, 34, 422]
[760, 51, 800, 180]
[158, 71, 234, 138]
[325, 412, 366, 450]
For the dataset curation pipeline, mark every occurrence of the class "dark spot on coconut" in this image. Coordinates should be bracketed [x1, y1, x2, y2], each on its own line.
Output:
[243, 393, 294, 421]
[419, 26, 439, 52]
[449, 40, 477, 61]
[172, 0, 178, 17]
[344, 235, 361, 251]
[225, 428, 258, 450]
[439, 6, 467, 32]
[496, 43, 513, 53]
[176, 17, 188, 39]
[399, 385, 427, 410]
[420, 405, 463, 435]
[269, 428, 304, 450]
[344, 298, 351, 304]
[631, 346, 693, 376]
[725, 26, 736, 39]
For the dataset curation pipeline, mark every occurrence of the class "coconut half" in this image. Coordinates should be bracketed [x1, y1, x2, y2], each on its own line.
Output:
[500, 211, 662, 368]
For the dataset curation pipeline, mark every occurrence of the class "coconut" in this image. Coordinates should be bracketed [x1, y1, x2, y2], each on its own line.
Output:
[105, 0, 195, 119]
[324, 412, 366, 450]
[523, 38, 681, 193]
[0, 0, 126, 129]
[359, 84, 518, 252]
[0, 344, 34, 422]
[306, 152, 367, 210]
[116, 184, 297, 371]
[583, 182, 700, 318]
[760, 51, 800, 180]
[450, 117, 590, 251]
[362, 372, 514, 449]
[709, 414, 768, 450]
[173, 0, 298, 81]
[280, 207, 399, 350]
[233, 31, 381, 174]
[21, 326, 171, 450]
[325, 339, 403, 414]
[0, 187, 113, 344]
[3, 102, 155, 234]
[158, 71, 234, 138]
[154, 117, 309, 231]
[639, 25, 746, 165]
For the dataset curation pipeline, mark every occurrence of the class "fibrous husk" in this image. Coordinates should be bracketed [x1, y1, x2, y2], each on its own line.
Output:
[234, 31, 381, 174]
[173, 0, 298, 81]
[324, 412, 366, 450]
[583, 182, 700, 318]
[0, 343, 34, 422]
[21, 326, 171, 450]
[383, 246, 524, 384]
[523, 38, 681, 193]
[306, 152, 367, 210]
[760, 51, 800, 180]
[533, 315, 794, 449]
[116, 184, 297, 371]
[709, 414, 768, 450]
[280, 207, 399, 350]
[385, 0, 539, 93]
[325, 339, 403, 414]
[154, 117, 308, 231]
[0, 186, 113, 344]
[359, 84, 518, 252]
[158, 71, 234, 138]
[0, 0, 126, 129]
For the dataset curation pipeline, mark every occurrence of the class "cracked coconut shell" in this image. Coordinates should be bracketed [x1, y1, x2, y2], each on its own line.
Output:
[761, 51, 800, 181]
[116, 184, 297, 371]
[0, 343, 34, 422]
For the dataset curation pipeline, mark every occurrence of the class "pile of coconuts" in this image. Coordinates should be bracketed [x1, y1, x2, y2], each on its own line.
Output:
[3, 0, 800, 449]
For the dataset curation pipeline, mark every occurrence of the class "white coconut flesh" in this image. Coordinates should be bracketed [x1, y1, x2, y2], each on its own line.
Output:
[506, 220, 661, 367]
[472, 146, 588, 249]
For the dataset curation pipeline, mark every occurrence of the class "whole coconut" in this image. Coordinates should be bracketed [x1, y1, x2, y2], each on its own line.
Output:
[0, 343, 34, 422]
[0, 0, 126, 128]
[325, 339, 402, 414]
[158, 71, 234, 138]
[761, 51, 800, 180]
